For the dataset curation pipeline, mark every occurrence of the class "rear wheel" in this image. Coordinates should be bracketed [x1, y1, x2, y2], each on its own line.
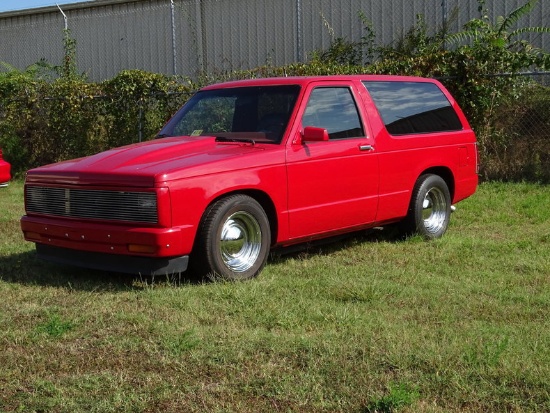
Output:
[404, 174, 451, 239]
[194, 195, 271, 281]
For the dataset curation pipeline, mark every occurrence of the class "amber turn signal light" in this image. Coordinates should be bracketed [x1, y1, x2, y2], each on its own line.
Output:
[24, 232, 41, 241]
[127, 244, 157, 254]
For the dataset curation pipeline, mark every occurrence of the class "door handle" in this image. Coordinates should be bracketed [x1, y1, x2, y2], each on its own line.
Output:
[359, 144, 374, 151]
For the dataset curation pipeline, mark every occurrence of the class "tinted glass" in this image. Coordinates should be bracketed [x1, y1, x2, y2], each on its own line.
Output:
[159, 85, 300, 143]
[302, 87, 364, 139]
[363, 81, 462, 135]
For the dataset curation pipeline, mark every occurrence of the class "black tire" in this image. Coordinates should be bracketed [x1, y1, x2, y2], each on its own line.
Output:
[194, 195, 271, 281]
[404, 174, 451, 239]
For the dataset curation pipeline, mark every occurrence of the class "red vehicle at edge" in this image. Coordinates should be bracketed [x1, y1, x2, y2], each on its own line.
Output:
[21, 75, 478, 280]
[0, 148, 11, 187]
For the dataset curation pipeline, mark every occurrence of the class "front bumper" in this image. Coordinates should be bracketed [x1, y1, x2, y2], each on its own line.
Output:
[21, 215, 196, 275]
[36, 244, 189, 275]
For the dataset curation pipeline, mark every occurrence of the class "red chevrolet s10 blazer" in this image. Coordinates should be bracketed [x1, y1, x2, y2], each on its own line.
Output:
[21, 75, 478, 280]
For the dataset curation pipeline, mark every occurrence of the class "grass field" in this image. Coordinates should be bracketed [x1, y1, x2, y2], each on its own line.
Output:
[1, 180, 549, 412]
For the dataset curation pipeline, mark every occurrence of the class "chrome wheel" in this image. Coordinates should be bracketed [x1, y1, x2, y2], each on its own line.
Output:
[422, 186, 448, 235]
[195, 194, 271, 281]
[403, 174, 451, 239]
[220, 211, 262, 273]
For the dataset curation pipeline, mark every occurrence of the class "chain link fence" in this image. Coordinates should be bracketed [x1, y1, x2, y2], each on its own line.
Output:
[1, 0, 549, 181]
[1, 0, 548, 80]
[2, 72, 548, 181]
[479, 72, 550, 182]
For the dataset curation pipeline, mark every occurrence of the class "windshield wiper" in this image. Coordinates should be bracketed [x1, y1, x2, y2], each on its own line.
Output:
[215, 136, 256, 145]
[155, 133, 172, 139]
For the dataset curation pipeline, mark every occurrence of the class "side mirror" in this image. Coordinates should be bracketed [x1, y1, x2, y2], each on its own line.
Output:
[302, 126, 329, 142]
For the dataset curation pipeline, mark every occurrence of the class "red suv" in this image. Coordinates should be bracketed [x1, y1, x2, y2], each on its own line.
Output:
[22, 76, 478, 280]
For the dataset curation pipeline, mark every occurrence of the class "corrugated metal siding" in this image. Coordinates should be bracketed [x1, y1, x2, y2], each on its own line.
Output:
[0, 12, 65, 70]
[198, 0, 296, 71]
[300, 0, 444, 57]
[0, 0, 547, 81]
[65, 1, 175, 79]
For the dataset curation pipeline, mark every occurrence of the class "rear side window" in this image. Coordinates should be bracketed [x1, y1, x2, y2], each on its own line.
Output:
[363, 81, 463, 135]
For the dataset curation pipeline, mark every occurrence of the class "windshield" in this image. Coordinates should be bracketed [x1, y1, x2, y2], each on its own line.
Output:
[158, 85, 301, 144]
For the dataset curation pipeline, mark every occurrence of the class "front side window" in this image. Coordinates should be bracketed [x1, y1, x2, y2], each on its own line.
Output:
[302, 87, 364, 139]
[159, 85, 300, 143]
[363, 81, 463, 135]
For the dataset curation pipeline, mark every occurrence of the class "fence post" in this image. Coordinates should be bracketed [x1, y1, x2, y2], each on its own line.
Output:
[296, 0, 303, 62]
[138, 98, 143, 143]
[442, 0, 447, 50]
[170, 0, 177, 75]
[195, 0, 205, 72]
[57, 4, 68, 30]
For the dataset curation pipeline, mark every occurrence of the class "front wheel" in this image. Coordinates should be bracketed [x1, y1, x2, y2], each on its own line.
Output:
[404, 174, 451, 239]
[194, 195, 271, 281]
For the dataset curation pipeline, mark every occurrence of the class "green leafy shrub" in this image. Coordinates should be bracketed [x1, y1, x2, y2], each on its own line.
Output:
[480, 82, 550, 182]
[1, 0, 548, 182]
[312, 0, 550, 181]
[0, 70, 43, 173]
[0, 69, 196, 174]
[101, 70, 195, 148]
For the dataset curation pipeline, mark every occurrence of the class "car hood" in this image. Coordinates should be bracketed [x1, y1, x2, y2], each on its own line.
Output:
[25, 136, 283, 187]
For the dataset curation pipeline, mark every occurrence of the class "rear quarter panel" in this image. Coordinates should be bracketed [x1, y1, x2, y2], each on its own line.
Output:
[359, 80, 478, 223]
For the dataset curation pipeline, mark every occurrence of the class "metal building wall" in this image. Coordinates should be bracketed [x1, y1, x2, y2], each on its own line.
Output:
[299, 0, 548, 61]
[70, 1, 175, 80]
[0, 9, 66, 72]
[198, 0, 298, 71]
[0, 0, 178, 80]
[299, 0, 443, 59]
[0, 0, 547, 81]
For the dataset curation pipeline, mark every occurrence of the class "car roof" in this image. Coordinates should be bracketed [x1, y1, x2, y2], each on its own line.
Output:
[200, 75, 437, 90]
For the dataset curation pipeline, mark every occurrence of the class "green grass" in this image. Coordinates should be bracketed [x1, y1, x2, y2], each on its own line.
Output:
[1, 180, 549, 412]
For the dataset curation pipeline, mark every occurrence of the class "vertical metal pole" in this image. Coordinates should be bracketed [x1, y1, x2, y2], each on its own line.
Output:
[195, 0, 205, 72]
[170, 0, 177, 75]
[296, 0, 303, 62]
[138, 99, 143, 143]
[442, 0, 447, 50]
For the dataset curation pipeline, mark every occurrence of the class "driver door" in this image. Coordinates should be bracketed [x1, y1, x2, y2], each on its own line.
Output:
[286, 83, 379, 239]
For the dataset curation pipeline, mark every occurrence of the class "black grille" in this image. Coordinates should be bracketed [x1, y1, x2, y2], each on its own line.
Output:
[26, 186, 158, 224]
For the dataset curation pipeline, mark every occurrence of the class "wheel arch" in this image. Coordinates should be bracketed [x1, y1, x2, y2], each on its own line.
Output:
[197, 189, 279, 247]
[402, 170, 453, 239]
[417, 166, 455, 201]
